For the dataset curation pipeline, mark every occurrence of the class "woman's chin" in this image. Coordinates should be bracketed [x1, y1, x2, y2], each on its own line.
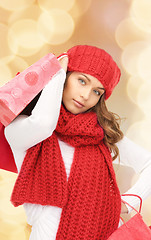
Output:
[63, 103, 83, 115]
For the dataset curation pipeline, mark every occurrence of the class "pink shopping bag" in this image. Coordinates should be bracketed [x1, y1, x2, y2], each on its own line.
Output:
[0, 53, 62, 173]
[0, 53, 61, 127]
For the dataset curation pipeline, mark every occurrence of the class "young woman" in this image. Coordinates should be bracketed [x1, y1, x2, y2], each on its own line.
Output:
[5, 45, 151, 239]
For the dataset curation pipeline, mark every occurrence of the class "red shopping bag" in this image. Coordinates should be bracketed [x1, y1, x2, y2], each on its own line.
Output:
[108, 194, 151, 239]
[0, 122, 17, 173]
[0, 91, 42, 173]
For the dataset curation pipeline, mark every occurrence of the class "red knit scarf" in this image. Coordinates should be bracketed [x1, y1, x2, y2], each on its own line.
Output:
[11, 105, 121, 239]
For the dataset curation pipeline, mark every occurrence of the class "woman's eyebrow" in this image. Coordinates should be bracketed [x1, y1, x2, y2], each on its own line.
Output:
[81, 73, 91, 82]
[98, 87, 105, 91]
[81, 74, 105, 91]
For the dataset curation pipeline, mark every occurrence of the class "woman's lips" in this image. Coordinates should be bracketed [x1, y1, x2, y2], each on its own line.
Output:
[73, 99, 84, 108]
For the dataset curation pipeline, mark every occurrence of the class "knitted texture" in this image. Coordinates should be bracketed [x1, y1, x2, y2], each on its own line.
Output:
[11, 105, 121, 239]
[67, 45, 121, 99]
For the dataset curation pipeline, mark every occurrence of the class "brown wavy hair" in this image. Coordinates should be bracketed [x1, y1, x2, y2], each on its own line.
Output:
[92, 94, 124, 161]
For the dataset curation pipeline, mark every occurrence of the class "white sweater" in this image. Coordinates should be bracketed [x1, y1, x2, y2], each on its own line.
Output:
[5, 69, 151, 240]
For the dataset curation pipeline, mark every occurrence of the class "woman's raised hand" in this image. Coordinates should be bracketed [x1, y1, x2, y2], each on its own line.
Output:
[58, 54, 68, 73]
[121, 201, 128, 214]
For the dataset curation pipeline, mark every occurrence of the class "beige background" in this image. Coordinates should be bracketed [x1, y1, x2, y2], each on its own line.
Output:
[0, 0, 151, 239]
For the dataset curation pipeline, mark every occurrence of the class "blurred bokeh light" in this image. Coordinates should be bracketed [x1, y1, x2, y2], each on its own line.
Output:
[115, 18, 150, 49]
[0, 0, 35, 11]
[8, 19, 44, 56]
[131, 0, 151, 33]
[0, 63, 12, 87]
[38, 0, 75, 12]
[8, 5, 41, 25]
[126, 120, 151, 151]
[137, 83, 151, 117]
[69, 0, 92, 19]
[37, 9, 74, 45]
[121, 41, 149, 75]
[0, 23, 13, 62]
[126, 76, 144, 104]
[138, 46, 151, 81]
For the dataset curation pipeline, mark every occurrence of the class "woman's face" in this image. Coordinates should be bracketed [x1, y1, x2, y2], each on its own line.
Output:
[62, 71, 105, 114]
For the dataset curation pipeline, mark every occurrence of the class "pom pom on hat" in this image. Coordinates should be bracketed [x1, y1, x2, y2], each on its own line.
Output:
[66, 45, 121, 99]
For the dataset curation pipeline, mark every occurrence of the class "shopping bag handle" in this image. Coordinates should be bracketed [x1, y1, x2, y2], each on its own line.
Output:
[57, 53, 68, 60]
[120, 194, 143, 225]
[121, 193, 142, 214]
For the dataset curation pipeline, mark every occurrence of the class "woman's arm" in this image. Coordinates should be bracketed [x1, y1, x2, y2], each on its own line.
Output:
[5, 57, 68, 151]
[114, 136, 151, 213]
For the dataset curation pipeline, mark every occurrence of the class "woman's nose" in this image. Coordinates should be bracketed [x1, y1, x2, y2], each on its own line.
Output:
[80, 89, 91, 100]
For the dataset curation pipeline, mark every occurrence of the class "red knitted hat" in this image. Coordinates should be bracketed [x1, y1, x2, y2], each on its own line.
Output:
[66, 45, 121, 99]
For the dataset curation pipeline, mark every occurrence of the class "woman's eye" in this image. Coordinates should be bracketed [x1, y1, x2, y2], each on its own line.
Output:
[93, 90, 101, 96]
[79, 79, 86, 85]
